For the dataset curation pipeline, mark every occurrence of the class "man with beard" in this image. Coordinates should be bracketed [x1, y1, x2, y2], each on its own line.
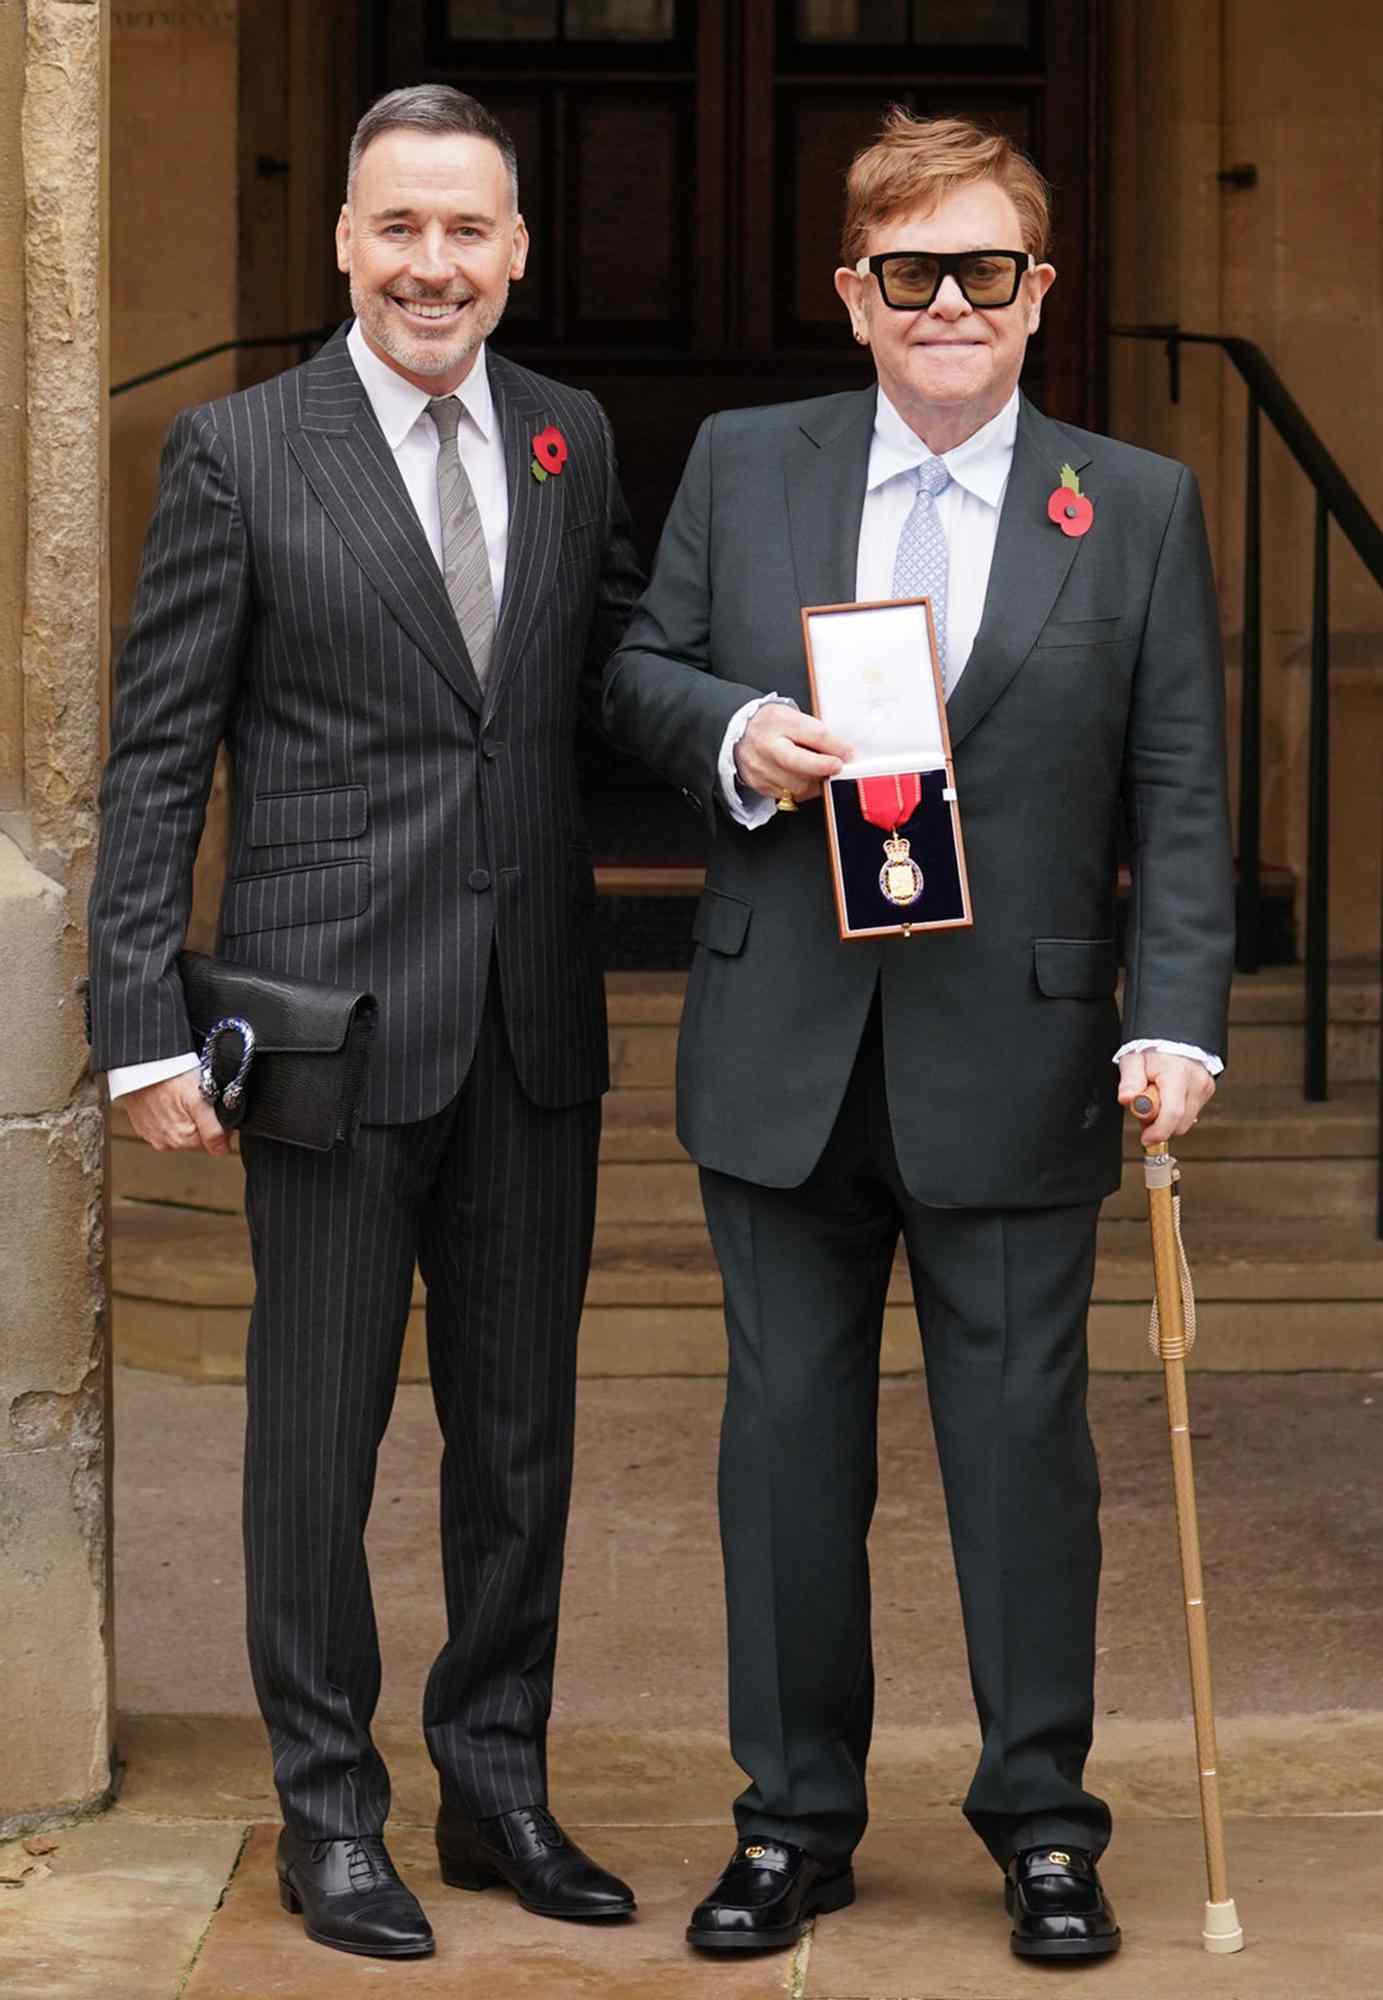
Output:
[88, 87, 643, 1960]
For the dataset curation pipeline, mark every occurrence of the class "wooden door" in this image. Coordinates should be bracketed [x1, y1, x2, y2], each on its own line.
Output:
[378, 0, 1107, 549]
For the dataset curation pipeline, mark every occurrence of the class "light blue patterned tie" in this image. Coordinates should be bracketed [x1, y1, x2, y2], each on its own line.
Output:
[892, 458, 951, 689]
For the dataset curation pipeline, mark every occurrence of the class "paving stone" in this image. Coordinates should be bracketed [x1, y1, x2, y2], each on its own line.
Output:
[800, 1816, 1383, 1998]
[180, 1822, 795, 1999]
[0, 1813, 245, 2000]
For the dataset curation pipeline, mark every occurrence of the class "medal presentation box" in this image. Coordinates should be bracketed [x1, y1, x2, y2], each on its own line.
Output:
[801, 598, 973, 941]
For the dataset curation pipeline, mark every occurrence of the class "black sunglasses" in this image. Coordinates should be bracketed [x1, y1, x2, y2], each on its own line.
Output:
[854, 249, 1033, 310]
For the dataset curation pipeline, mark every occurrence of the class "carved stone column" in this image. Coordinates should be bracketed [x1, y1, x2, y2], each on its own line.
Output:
[0, 0, 113, 1836]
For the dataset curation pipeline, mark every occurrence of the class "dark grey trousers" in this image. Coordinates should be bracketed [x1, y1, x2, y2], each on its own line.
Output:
[699, 1003, 1110, 1869]
[239, 972, 600, 1838]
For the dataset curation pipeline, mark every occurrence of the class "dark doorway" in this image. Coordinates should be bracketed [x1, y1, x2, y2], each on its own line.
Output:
[374, 1, 1108, 551]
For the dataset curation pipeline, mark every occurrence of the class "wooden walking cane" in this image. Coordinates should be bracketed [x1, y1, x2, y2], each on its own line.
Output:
[1131, 1084, 1244, 1954]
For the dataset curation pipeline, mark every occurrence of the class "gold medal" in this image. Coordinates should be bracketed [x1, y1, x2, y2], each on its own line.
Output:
[879, 831, 924, 907]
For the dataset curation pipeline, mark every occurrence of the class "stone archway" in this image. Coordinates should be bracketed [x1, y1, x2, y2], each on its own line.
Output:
[0, 1, 112, 1836]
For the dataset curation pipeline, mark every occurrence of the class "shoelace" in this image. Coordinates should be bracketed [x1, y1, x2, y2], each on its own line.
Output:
[514, 1806, 565, 1850]
[310, 1836, 394, 1894]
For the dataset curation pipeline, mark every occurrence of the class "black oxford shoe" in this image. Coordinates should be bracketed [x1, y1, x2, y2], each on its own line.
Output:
[276, 1829, 435, 1958]
[1006, 1845, 1121, 1958]
[436, 1803, 635, 1920]
[687, 1839, 855, 1952]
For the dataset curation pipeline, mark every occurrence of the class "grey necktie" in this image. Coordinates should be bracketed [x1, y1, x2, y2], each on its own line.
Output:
[892, 457, 951, 689]
[428, 396, 495, 685]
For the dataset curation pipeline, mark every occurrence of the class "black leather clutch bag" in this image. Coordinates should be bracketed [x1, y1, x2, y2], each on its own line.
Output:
[179, 951, 376, 1151]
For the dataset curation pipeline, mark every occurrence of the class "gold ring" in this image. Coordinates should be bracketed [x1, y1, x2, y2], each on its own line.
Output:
[776, 794, 799, 813]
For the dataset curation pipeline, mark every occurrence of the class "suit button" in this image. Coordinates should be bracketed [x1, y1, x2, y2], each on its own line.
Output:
[468, 868, 491, 892]
[482, 739, 504, 760]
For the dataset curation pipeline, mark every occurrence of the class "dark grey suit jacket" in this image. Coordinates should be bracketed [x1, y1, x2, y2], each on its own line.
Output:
[90, 327, 643, 1123]
[603, 390, 1234, 1208]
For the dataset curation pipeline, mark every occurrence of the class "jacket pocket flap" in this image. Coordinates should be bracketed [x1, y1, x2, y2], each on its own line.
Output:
[1034, 937, 1118, 998]
[248, 785, 367, 847]
[222, 861, 370, 937]
[1033, 616, 1123, 650]
[693, 888, 752, 956]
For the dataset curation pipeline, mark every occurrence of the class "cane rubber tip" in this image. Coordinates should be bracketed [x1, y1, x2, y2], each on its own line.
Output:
[1202, 1898, 1244, 1953]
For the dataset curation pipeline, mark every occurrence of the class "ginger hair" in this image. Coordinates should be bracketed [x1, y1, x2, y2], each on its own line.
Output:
[841, 108, 1051, 265]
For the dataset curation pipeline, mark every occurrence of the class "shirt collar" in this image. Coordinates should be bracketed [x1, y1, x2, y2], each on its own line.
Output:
[867, 385, 1019, 508]
[346, 319, 496, 451]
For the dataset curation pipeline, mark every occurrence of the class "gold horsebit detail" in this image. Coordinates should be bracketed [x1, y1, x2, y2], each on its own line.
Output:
[743, 1845, 768, 1859]
[1048, 1850, 1072, 1866]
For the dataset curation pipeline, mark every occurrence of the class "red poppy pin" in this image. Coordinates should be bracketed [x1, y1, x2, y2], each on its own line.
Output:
[531, 425, 568, 482]
[1047, 462, 1093, 538]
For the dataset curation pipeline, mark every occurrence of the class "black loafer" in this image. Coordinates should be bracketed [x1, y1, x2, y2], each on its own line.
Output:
[436, 1803, 635, 1920]
[276, 1829, 435, 1958]
[1006, 1845, 1121, 1958]
[687, 1838, 855, 1952]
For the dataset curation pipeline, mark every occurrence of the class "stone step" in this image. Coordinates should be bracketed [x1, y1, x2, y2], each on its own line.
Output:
[112, 1199, 1383, 1383]
[604, 962, 1381, 1028]
[609, 971, 1383, 1089]
[110, 1085, 685, 1210]
[110, 1083, 1380, 1217]
[106, 965, 1382, 1210]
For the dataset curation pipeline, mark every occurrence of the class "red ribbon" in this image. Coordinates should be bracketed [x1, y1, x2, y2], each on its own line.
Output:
[856, 772, 921, 831]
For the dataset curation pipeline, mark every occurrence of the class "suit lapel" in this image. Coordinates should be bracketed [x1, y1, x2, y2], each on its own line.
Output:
[943, 395, 1092, 749]
[483, 354, 564, 719]
[787, 388, 877, 611]
[286, 330, 484, 716]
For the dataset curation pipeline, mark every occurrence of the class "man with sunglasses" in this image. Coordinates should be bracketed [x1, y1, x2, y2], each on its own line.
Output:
[604, 110, 1232, 1961]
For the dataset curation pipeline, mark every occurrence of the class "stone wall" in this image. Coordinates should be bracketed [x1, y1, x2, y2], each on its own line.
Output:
[0, 0, 27, 808]
[0, 0, 113, 1835]
[1109, 0, 1383, 958]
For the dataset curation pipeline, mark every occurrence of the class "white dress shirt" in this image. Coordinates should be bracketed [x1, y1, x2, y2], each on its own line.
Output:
[716, 385, 1221, 1077]
[344, 320, 510, 612]
[107, 325, 509, 1100]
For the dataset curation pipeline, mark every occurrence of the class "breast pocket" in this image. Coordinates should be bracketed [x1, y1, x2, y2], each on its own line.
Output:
[1032, 616, 1125, 651]
[557, 537, 601, 588]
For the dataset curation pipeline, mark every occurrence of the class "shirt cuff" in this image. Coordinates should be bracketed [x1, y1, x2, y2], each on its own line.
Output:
[1113, 1039, 1224, 1078]
[717, 693, 800, 830]
[107, 1052, 201, 1101]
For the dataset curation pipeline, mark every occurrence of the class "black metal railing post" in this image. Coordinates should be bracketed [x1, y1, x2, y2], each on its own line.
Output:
[1375, 796, 1383, 1232]
[1237, 389, 1262, 973]
[1304, 495, 1331, 1099]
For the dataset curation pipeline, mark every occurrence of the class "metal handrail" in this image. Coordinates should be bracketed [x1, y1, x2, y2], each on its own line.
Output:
[1111, 329, 1383, 1215]
[1109, 326, 1383, 587]
[111, 329, 336, 397]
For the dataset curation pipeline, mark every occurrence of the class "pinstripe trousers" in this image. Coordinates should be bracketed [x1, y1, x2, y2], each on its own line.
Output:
[240, 971, 600, 1838]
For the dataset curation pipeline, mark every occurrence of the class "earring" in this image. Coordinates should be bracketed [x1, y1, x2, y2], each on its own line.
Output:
[854, 326, 867, 344]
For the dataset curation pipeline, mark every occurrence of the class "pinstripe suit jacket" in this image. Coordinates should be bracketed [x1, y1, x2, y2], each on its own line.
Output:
[89, 326, 643, 1123]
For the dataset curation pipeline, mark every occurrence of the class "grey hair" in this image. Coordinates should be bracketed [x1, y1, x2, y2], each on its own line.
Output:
[346, 85, 519, 210]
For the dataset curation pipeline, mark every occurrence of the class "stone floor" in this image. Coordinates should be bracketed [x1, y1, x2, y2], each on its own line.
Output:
[3, 1365, 1382, 1997]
